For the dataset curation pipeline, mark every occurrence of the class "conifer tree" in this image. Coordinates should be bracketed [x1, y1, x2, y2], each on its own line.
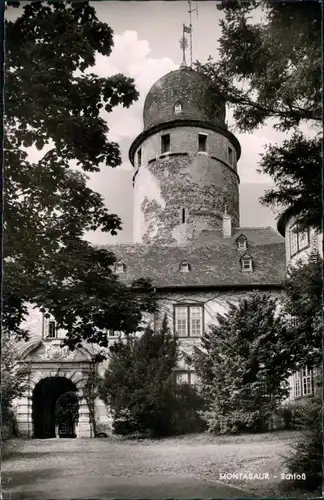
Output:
[194, 293, 290, 434]
[99, 315, 179, 437]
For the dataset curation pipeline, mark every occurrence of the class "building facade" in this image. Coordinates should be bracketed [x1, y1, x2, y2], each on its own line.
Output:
[14, 66, 288, 438]
[277, 209, 323, 403]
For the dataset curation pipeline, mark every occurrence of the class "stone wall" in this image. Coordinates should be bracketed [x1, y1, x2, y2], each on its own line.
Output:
[133, 126, 239, 245]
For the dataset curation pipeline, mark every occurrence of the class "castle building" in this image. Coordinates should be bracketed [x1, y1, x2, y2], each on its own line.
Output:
[14, 65, 288, 439]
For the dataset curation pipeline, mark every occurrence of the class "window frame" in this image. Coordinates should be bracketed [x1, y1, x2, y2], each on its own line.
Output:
[289, 224, 310, 257]
[175, 370, 197, 385]
[48, 320, 56, 339]
[238, 241, 247, 250]
[161, 133, 171, 154]
[198, 133, 207, 153]
[174, 102, 182, 114]
[293, 367, 313, 399]
[179, 261, 191, 273]
[115, 261, 125, 273]
[174, 303, 204, 338]
[241, 257, 253, 271]
[228, 146, 234, 165]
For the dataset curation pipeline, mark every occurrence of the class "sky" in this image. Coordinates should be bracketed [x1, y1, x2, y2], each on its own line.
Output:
[7, 1, 294, 245]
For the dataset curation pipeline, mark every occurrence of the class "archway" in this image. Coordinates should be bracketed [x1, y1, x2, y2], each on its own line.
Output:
[32, 377, 77, 438]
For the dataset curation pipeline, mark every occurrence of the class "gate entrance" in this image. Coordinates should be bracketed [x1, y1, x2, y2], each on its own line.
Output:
[32, 377, 78, 438]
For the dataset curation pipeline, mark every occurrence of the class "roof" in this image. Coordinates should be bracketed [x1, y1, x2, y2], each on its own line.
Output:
[143, 66, 226, 131]
[101, 227, 286, 289]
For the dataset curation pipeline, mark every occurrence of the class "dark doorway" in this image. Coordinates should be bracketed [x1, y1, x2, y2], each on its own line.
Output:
[32, 377, 78, 439]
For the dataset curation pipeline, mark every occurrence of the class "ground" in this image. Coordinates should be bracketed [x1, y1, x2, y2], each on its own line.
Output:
[2, 431, 314, 500]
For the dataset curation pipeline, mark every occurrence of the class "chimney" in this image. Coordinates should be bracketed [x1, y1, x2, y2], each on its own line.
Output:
[222, 205, 232, 238]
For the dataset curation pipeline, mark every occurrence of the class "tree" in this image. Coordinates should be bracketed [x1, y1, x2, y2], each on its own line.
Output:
[55, 391, 79, 432]
[4, 1, 156, 347]
[284, 397, 322, 492]
[99, 315, 179, 437]
[195, 0, 321, 231]
[1, 331, 31, 440]
[281, 255, 322, 370]
[193, 293, 291, 434]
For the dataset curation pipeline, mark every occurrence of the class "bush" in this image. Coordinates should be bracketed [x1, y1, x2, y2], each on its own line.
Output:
[171, 384, 206, 435]
[284, 397, 322, 491]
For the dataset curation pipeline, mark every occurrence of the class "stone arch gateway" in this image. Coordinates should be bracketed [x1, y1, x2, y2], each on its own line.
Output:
[16, 341, 93, 438]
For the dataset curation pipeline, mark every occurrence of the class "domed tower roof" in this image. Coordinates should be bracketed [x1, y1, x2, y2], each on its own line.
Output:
[143, 66, 226, 131]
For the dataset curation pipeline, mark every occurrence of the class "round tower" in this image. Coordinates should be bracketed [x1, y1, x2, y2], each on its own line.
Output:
[129, 66, 241, 245]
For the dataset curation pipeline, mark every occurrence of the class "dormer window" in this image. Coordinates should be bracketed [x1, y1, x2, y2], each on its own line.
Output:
[174, 101, 182, 114]
[115, 261, 126, 273]
[161, 134, 170, 154]
[240, 254, 253, 272]
[180, 261, 191, 273]
[236, 234, 248, 251]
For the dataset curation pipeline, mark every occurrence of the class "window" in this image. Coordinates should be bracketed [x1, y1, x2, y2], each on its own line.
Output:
[174, 102, 182, 114]
[241, 257, 253, 271]
[228, 146, 233, 165]
[293, 368, 313, 398]
[180, 261, 191, 273]
[115, 261, 125, 273]
[198, 133, 207, 152]
[161, 134, 170, 154]
[137, 148, 142, 167]
[108, 330, 121, 338]
[181, 207, 186, 224]
[289, 225, 310, 256]
[48, 321, 56, 339]
[175, 371, 197, 385]
[174, 305, 203, 337]
[298, 231, 310, 251]
[294, 373, 301, 398]
[302, 367, 312, 396]
[236, 235, 247, 250]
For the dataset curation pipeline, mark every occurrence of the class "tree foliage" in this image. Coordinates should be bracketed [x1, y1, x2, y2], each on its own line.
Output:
[4, 1, 156, 346]
[282, 255, 323, 369]
[1, 332, 31, 439]
[55, 391, 79, 426]
[196, 0, 321, 230]
[99, 315, 180, 437]
[284, 397, 322, 492]
[193, 293, 291, 434]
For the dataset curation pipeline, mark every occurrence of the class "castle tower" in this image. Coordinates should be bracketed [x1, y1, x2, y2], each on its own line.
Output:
[129, 66, 241, 245]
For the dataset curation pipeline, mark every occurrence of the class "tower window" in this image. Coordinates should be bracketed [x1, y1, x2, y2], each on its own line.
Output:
[48, 321, 56, 339]
[137, 148, 142, 167]
[161, 134, 170, 154]
[198, 134, 207, 152]
[174, 102, 182, 114]
[228, 146, 233, 165]
[181, 208, 186, 224]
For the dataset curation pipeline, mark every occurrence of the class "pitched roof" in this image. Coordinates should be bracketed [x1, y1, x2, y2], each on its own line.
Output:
[101, 227, 285, 289]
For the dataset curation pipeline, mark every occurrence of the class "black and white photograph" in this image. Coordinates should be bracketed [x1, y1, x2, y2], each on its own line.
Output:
[2, 1, 322, 499]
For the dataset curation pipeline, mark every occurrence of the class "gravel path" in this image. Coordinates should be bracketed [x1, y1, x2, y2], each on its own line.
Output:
[1, 431, 301, 499]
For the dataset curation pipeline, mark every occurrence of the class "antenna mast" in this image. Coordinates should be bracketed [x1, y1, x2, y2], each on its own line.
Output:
[188, 0, 198, 67]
